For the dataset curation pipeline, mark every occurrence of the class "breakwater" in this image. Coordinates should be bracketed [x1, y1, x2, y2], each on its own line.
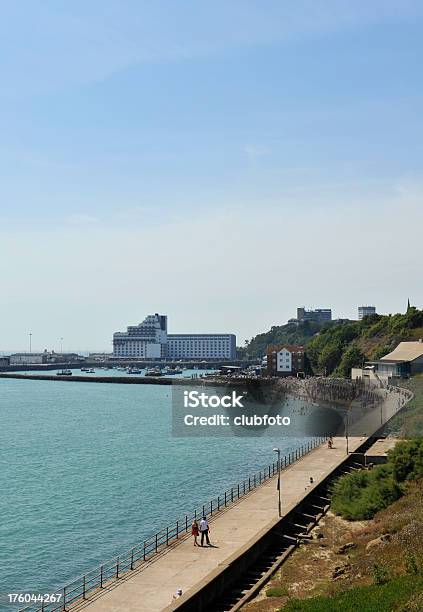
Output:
[0, 372, 401, 407]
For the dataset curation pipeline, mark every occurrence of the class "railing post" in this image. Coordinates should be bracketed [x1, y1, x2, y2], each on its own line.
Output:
[224, 492, 227, 506]
[231, 487, 233, 502]
[284, 456, 287, 467]
[143, 541, 146, 561]
[218, 496, 220, 510]
[176, 520, 179, 539]
[100, 565, 104, 588]
[166, 526, 169, 546]
[248, 477, 251, 491]
[155, 534, 158, 553]
[202, 505, 205, 517]
[259, 471, 261, 484]
[237, 484, 240, 498]
[211, 500, 213, 516]
[63, 587, 66, 611]
[243, 481, 246, 494]
[254, 474, 256, 488]
[194, 509, 197, 520]
[131, 548, 134, 570]
[116, 557, 119, 579]
[268, 465, 271, 478]
[83, 575, 86, 599]
[185, 515, 188, 532]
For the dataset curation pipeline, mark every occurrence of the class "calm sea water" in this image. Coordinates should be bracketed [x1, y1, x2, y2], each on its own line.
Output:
[0, 375, 323, 605]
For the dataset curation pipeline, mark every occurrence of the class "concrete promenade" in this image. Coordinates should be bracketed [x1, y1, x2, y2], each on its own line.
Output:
[69, 387, 408, 612]
[71, 436, 363, 612]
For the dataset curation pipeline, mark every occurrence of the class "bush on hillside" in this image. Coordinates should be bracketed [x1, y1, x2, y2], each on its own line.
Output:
[388, 439, 423, 483]
[331, 465, 401, 520]
[331, 439, 423, 521]
[334, 346, 365, 378]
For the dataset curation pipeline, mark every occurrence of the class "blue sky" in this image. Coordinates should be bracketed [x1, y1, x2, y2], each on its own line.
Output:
[0, 1, 422, 351]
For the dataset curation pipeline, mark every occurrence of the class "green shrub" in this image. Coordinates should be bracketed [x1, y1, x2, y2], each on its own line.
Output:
[388, 439, 423, 482]
[331, 465, 402, 520]
[331, 440, 423, 521]
[282, 574, 423, 611]
[404, 551, 419, 575]
[266, 586, 289, 597]
[372, 562, 390, 585]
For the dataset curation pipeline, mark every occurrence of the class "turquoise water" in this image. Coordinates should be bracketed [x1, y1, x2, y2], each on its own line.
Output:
[0, 377, 318, 606]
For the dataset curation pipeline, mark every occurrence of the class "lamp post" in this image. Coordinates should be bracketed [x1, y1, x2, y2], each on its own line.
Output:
[273, 447, 281, 517]
[345, 403, 353, 455]
[29, 332, 32, 353]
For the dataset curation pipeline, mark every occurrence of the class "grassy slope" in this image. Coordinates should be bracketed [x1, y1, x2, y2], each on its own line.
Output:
[284, 575, 423, 612]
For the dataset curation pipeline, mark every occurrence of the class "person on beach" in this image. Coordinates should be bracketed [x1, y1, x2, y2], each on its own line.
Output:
[199, 516, 210, 546]
[327, 437, 333, 449]
[191, 519, 199, 546]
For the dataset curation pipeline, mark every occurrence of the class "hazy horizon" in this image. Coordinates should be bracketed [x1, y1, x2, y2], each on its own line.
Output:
[1, 1, 422, 352]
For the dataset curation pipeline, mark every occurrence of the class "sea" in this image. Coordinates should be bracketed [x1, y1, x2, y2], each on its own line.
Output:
[0, 370, 334, 608]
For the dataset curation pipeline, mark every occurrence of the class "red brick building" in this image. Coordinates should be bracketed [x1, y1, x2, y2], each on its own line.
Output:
[267, 344, 305, 377]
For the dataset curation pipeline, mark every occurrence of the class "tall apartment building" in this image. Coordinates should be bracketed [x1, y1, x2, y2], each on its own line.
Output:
[358, 306, 376, 320]
[113, 314, 236, 360]
[296, 307, 332, 323]
[113, 314, 168, 359]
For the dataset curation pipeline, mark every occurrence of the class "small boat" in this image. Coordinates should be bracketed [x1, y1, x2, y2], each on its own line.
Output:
[57, 369, 72, 376]
[87, 368, 95, 373]
[145, 368, 162, 376]
[127, 367, 142, 374]
[165, 368, 182, 375]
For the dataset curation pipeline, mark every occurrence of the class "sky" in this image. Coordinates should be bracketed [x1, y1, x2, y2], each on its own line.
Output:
[0, 0, 422, 352]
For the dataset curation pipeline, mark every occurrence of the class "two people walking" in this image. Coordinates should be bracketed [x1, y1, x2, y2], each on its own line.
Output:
[191, 517, 211, 546]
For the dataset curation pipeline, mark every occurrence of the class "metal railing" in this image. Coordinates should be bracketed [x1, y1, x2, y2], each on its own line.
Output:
[18, 436, 328, 612]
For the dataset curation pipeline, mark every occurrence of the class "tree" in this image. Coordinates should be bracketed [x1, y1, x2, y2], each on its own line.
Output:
[336, 346, 365, 378]
[318, 343, 343, 374]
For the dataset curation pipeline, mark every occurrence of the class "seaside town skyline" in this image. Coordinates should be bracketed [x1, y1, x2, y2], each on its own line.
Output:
[1, 301, 419, 355]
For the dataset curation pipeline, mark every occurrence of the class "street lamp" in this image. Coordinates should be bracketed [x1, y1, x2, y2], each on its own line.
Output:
[345, 403, 353, 455]
[273, 447, 281, 517]
[29, 332, 32, 353]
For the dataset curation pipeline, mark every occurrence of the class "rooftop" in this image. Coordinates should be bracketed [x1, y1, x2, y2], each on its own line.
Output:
[381, 341, 423, 362]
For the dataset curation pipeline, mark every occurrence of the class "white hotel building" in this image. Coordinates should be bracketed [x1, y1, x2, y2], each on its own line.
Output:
[113, 314, 168, 359]
[113, 314, 236, 360]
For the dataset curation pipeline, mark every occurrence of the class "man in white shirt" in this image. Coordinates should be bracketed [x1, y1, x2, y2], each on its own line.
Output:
[199, 516, 211, 546]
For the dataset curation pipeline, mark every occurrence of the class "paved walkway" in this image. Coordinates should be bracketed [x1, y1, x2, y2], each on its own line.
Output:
[72, 436, 362, 612]
[71, 389, 406, 612]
